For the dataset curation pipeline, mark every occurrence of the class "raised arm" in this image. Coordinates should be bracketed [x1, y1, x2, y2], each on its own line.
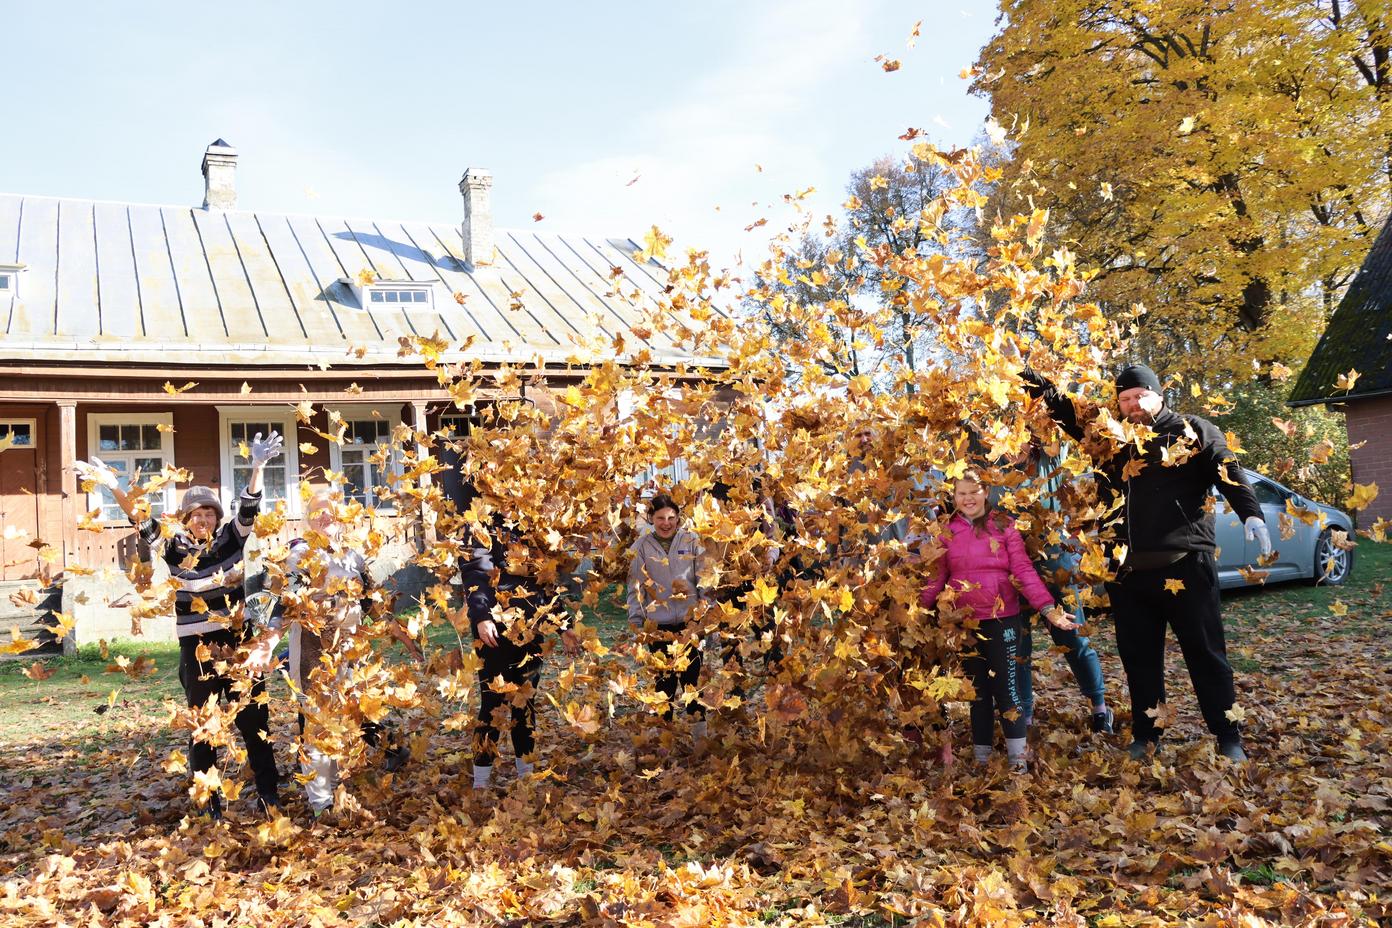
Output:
[73, 458, 140, 523]
[244, 431, 284, 498]
[1020, 369, 1087, 443]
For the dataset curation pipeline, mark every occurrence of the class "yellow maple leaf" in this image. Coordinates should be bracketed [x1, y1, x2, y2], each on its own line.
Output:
[1329, 600, 1348, 617]
[295, 399, 316, 423]
[1224, 704, 1247, 724]
[1346, 482, 1379, 511]
[356, 268, 377, 287]
[162, 380, 197, 395]
[1164, 578, 1185, 595]
[635, 225, 673, 263]
[1335, 368, 1360, 392]
[1269, 362, 1293, 381]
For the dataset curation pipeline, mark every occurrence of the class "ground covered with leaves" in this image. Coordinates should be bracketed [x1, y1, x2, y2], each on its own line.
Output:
[3, 547, 1390, 928]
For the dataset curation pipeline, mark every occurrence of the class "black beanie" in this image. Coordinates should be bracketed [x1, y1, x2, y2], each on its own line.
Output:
[1115, 364, 1162, 394]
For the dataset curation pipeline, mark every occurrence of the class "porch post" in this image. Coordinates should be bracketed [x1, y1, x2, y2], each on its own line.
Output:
[410, 401, 434, 550]
[57, 401, 77, 571]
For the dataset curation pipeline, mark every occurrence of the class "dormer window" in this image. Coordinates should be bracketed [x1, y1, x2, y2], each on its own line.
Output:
[369, 287, 432, 306]
[0, 264, 22, 298]
[343, 276, 435, 310]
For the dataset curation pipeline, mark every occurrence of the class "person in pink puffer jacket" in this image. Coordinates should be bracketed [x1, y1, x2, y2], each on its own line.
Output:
[921, 475, 1078, 771]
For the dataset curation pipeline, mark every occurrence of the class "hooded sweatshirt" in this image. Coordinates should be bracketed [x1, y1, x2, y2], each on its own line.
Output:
[627, 528, 704, 627]
[919, 512, 1055, 621]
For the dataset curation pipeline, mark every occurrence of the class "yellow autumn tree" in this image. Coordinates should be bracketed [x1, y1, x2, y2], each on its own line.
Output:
[972, 0, 1392, 380]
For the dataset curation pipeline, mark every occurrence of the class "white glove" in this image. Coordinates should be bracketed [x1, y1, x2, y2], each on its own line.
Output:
[74, 456, 120, 490]
[1244, 517, 1272, 557]
[249, 431, 284, 467]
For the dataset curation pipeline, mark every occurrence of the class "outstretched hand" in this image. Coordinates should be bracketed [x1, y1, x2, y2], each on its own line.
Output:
[1043, 605, 1079, 631]
[1244, 517, 1273, 557]
[74, 457, 120, 491]
[249, 431, 284, 467]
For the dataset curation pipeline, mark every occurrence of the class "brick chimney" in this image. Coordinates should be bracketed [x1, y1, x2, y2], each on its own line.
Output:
[459, 167, 494, 267]
[201, 139, 238, 210]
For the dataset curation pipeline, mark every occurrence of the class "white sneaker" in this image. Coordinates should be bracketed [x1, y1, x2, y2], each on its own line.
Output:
[515, 759, 534, 779]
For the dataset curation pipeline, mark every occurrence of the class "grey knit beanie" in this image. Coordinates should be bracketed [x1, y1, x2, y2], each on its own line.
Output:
[178, 486, 224, 520]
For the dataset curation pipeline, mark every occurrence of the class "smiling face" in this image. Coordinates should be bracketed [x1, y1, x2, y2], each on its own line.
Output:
[1118, 387, 1162, 424]
[306, 494, 337, 535]
[185, 506, 220, 541]
[651, 506, 680, 539]
[953, 479, 988, 521]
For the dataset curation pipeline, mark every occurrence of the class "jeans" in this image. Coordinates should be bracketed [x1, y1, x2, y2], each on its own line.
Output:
[1022, 547, 1107, 719]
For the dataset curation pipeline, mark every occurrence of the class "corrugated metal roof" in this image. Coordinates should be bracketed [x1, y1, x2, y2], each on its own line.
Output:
[0, 193, 712, 367]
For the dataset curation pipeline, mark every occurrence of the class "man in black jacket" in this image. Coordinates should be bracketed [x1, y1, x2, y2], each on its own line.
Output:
[1023, 364, 1270, 762]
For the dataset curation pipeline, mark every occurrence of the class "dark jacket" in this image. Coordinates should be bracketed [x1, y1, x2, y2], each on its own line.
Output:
[458, 519, 559, 645]
[1023, 372, 1262, 554]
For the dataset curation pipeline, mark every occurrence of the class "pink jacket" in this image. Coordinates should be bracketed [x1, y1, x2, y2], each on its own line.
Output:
[919, 513, 1054, 621]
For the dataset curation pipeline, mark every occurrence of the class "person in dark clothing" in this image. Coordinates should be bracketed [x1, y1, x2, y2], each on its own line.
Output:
[76, 432, 285, 819]
[458, 513, 580, 790]
[1022, 364, 1270, 761]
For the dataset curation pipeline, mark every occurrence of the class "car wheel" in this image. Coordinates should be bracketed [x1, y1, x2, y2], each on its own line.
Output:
[1311, 529, 1354, 586]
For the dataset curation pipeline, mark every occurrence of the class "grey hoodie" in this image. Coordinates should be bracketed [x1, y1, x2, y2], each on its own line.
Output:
[626, 528, 704, 627]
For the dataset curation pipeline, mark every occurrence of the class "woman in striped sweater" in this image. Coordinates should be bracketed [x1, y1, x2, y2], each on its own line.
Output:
[77, 432, 284, 820]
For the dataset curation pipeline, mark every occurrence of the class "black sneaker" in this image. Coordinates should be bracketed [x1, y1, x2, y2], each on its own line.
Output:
[257, 793, 282, 819]
[197, 794, 224, 822]
[1217, 738, 1249, 763]
[1090, 707, 1115, 735]
[1127, 739, 1159, 761]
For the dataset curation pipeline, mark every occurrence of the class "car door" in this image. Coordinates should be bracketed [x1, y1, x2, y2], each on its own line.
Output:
[1244, 475, 1303, 582]
[1212, 491, 1247, 588]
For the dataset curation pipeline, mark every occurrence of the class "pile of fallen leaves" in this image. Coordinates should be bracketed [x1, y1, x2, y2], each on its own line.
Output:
[2, 601, 1389, 926]
[6, 140, 1390, 926]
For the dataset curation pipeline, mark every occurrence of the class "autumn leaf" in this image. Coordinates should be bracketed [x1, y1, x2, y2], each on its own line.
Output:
[162, 380, 197, 395]
[2, 627, 37, 655]
[1346, 482, 1379, 511]
[532, 212, 544, 222]
[298, 442, 317, 456]
[1145, 702, 1177, 729]
[1270, 417, 1297, 438]
[1099, 182, 1113, 201]
[20, 661, 55, 681]
[634, 225, 673, 263]
[875, 55, 902, 72]
[1269, 362, 1293, 381]
[1164, 578, 1185, 595]
[1178, 115, 1197, 135]
[356, 268, 377, 287]
[1329, 600, 1349, 617]
[1334, 368, 1360, 392]
[1224, 704, 1247, 724]
[295, 399, 316, 423]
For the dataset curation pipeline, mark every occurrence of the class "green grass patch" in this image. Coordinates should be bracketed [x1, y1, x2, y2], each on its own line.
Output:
[0, 639, 183, 747]
[1225, 540, 1391, 634]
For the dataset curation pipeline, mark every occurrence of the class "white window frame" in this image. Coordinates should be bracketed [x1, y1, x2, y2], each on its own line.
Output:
[216, 406, 302, 518]
[326, 403, 404, 511]
[0, 264, 23, 299]
[617, 389, 690, 491]
[342, 277, 435, 311]
[85, 412, 175, 523]
[0, 418, 37, 449]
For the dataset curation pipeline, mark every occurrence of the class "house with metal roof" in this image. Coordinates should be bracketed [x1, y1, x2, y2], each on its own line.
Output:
[0, 140, 712, 647]
[1288, 211, 1392, 527]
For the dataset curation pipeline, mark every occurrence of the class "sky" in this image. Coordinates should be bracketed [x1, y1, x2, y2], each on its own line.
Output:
[2, 0, 997, 266]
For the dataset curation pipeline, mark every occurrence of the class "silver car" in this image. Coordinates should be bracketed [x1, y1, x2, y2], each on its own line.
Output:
[1214, 469, 1356, 589]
